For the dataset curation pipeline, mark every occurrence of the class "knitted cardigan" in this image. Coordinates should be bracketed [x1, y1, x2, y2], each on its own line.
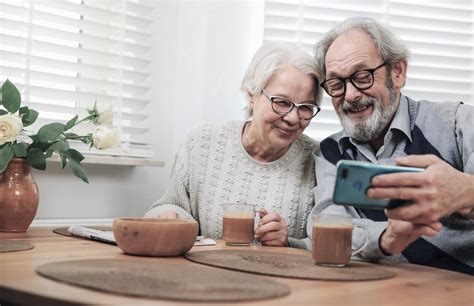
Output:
[145, 121, 318, 249]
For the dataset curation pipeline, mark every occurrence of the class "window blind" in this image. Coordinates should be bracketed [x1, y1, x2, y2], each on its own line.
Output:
[0, 0, 153, 158]
[264, 0, 474, 141]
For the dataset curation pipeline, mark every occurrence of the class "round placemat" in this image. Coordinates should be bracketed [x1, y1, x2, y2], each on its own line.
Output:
[185, 250, 395, 281]
[0, 239, 34, 253]
[36, 259, 290, 302]
[52, 226, 112, 238]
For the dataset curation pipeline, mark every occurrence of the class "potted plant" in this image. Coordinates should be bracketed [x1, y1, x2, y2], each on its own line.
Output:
[0, 79, 120, 232]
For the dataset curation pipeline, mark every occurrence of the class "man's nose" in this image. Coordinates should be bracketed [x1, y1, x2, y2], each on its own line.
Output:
[344, 81, 362, 102]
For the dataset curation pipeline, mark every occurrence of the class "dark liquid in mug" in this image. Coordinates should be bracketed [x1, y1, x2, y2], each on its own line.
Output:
[222, 214, 254, 245]
[312, 224, 352, 265]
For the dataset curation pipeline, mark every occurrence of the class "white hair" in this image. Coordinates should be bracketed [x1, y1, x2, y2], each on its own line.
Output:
[241, 43, 323, 118]
[314, 17, 410, 79]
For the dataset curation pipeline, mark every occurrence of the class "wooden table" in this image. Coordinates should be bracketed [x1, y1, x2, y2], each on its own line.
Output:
[0, 228, 473, 306]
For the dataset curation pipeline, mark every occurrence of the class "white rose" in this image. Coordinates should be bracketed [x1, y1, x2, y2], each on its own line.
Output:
[92, 126, 119, 150]
[0, 114, 23, 145]
[94, 103, 114, 125]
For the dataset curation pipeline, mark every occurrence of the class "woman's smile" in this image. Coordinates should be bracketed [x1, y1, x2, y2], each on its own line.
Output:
[274, 125, 298, 137]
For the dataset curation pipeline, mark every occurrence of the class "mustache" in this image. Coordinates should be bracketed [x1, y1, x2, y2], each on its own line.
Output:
[341, 97, 376, 113]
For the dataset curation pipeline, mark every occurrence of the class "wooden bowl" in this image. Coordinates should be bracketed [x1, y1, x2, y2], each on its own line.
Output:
[113, 218, 199, 256]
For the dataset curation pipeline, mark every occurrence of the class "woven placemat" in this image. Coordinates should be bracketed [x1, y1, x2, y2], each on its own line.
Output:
[36, 258, 290, 302]
[52, 226, 112, 238]
[185, 249, 395, 281]
[0, 239, 34, 253]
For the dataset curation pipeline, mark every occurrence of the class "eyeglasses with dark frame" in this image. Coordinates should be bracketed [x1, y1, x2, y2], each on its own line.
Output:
[261, 89, 321, 121]
[320, 62, 387, 98]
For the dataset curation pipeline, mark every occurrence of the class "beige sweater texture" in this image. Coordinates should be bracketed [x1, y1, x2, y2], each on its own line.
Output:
[145, 121, 318, 249]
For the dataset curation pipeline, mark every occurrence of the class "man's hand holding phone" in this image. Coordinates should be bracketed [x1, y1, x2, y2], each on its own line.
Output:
[332, 156, 473, 256]
[379, 218, 443, 255]
[368, 154, 474, 224]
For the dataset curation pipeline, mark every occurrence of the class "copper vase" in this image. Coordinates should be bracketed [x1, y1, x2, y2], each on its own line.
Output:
[0, 158, 39, 232]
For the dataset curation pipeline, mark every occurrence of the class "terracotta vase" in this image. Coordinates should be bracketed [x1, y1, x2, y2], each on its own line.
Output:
[0, 158, 39, 232]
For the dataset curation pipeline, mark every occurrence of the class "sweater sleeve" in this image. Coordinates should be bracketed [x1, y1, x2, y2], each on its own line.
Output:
[454, 103, 474, 218]
[288, 237, 312, 249]
[144, 135, 194, 220]
[455, 103, 474, 175]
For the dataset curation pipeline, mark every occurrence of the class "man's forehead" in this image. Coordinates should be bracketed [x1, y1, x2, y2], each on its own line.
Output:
[328, 29, 377, 56]
[325, 29, 380, 74]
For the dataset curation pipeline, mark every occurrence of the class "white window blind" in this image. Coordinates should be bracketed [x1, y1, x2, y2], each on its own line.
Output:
[0, 0, 153, 158]
[264, 0, 474, 141]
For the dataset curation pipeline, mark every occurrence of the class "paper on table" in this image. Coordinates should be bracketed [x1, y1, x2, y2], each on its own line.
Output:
[195, 236, 217, 246]
[67, 226, 116, 245]
[67, 226, 216, 246]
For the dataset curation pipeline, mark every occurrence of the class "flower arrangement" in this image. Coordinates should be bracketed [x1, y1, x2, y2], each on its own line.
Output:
[0, 79, 119, 183]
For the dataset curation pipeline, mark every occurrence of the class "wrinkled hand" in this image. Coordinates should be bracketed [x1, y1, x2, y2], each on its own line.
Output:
[379, 219, 442, 255]
[157, 210, 179, 219]
[255, 208, 289, 247]
[367, 154, 474, 224]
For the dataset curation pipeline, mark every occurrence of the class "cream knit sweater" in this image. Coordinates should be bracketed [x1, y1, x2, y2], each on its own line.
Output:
[145, 121, 318, 249]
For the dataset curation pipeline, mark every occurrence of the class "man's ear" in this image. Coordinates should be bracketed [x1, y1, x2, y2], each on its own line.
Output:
[391, 59, 407, 89]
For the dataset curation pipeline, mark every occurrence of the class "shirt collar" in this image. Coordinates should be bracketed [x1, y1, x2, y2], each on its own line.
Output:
[338, 94, 412, 152]
[388, 94, 412, 142]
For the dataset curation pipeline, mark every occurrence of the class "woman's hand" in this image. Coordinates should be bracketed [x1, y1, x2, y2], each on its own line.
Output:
[255, 208, 289, 246]
[157, 210, 179, 219]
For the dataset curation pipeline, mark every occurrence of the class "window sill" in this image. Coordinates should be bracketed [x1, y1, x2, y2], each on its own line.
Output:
[46, 154, 165, 167]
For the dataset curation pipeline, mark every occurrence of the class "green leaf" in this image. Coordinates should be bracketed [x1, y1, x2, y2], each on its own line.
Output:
[76, 135, 92, 144]
[44, 142, 67, 167]
[65, 148, 84, 162]
[64, 133, 92, 145]
[12, 142, 29, 157]
[26, 148, 47, 170]
[31, 141, 51, 152]
[0, 109, 7, 115]
[46, 141, 69, 154]
[65, 150, 88, 183]
[36, 123, 65, 143]
[19, 106, 39, 127]
[60, 154, 67, 169]
[1, 79, 21, 113]
[0, 144, 14, 173]
[64, 132, 79, 137]
[65, 115, 78, 130]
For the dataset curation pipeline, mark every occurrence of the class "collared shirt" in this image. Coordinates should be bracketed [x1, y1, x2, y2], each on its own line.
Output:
[309, 94, 474, 274]
[337, 95, 412, 163]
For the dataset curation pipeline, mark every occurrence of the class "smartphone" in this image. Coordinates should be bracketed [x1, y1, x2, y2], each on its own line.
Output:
[332, 160, 424, 209]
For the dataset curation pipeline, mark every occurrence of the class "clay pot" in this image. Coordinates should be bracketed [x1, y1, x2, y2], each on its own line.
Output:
[0, 158, 39, 232]
[113, 218, 198, 256]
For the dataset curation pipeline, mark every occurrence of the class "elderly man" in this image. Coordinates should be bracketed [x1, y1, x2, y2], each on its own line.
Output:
[309, 17, 474, 275]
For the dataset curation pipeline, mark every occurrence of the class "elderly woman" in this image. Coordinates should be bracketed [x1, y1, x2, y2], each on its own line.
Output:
[145, 43, 322, 248]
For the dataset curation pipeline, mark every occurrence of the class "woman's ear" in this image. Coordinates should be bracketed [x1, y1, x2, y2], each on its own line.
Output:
[391, 59, 407, 89]
[247, 91, 255, 110]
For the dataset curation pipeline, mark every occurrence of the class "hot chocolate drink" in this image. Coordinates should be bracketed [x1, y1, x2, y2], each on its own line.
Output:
[312, 223, 352, 266]
[222, 213, 254, 245]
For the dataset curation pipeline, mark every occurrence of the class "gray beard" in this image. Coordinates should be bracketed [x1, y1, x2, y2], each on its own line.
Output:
[338, 82, 398, 142]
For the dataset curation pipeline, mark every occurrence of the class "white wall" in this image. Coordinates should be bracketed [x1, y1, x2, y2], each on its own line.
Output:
[152, 0, 264, 152]
[34, 0, 264, 224]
